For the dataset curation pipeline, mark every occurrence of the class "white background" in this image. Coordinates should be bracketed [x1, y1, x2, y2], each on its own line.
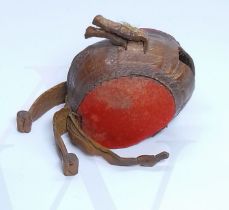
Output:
[0, 0, 229, 210]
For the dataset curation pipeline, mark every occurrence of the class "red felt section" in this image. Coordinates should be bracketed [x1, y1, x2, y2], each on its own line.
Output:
[77, 77, 175, 149]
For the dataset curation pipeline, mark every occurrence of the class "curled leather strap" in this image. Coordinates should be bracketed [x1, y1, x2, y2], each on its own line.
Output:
[85, 15, 148, 53]
[67, 112, 169, 167]
[17, 82, 67, 133]
[53, 108, 79, 176]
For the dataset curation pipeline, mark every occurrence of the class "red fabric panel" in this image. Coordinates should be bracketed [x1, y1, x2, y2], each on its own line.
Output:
[78, 77, 175, 149]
